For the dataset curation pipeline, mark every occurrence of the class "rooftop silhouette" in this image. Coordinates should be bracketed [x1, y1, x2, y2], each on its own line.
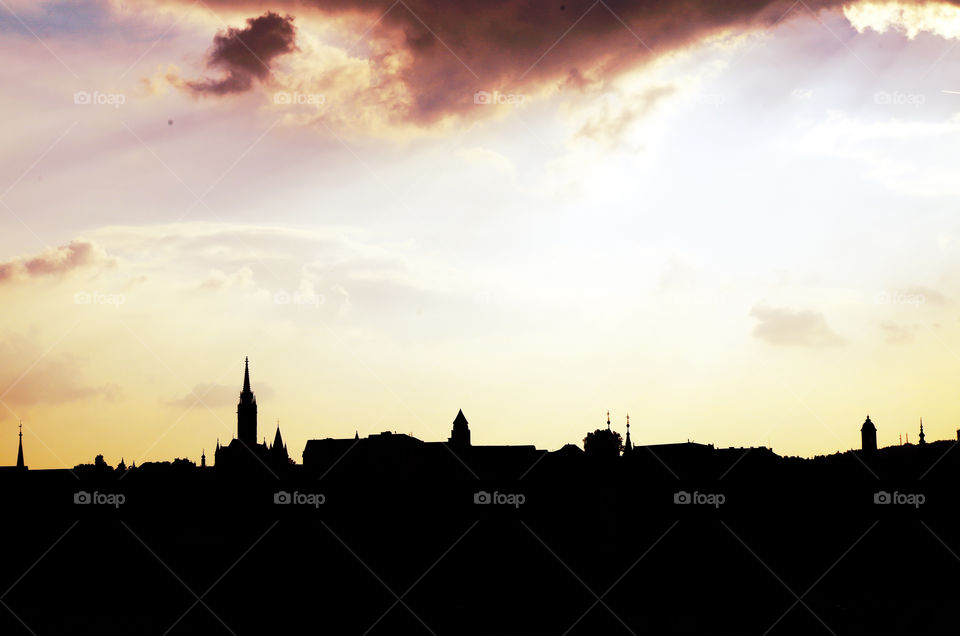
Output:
[2, 357, 960, 636]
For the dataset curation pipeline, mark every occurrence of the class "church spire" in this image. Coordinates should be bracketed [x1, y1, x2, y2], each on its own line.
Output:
[272, 420, 284, 449]
[919, 417, 926, 446]
[16, 420, 24, 470]
[237, 356, 258, 445]
[623, 413, 633, 455]
[606, 410, 611, 430]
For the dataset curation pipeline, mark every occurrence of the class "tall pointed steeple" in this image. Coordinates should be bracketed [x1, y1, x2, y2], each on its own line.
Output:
[237, 356, 258, 445]
[16, 420, 25, 470]
[606, 410, 611, 430]
[919, 418, 926, 446]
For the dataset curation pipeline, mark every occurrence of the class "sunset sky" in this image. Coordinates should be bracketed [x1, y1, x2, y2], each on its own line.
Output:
[3, 0, 960, 468]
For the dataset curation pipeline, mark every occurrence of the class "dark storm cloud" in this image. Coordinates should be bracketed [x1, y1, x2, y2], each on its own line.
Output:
[176, 0, 849, 118]
[175, 0, 959, 122]
[188, 11, 297, 95]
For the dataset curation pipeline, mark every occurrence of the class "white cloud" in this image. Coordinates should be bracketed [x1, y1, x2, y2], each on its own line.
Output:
[845, 1, 960, 40]
[750, 305, 844, 347]
[458, 147, 515, 174]
[794, 112, 960, 196]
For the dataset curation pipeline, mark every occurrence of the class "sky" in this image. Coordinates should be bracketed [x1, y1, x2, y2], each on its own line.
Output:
[3, 0, 960, 468]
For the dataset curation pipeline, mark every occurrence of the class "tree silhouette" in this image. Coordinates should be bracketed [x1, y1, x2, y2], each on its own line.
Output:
[583, 428, 623, 459]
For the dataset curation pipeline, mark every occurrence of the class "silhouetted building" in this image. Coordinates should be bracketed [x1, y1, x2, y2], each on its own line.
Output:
[237, 356, 257, 445]
[448, 409, 471, 448]
[861, 415, 877, 453]
[919, 418, 926, 446]
[270, 423, 290, 465]
[214, 358, 290, 474]
[303, 409, 544, 480]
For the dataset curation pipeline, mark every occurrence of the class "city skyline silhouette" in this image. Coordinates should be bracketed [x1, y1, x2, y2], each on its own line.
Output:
[6, 0, 960, 633]
[7, 354, 960, 471]
[3, 355, 960, 635]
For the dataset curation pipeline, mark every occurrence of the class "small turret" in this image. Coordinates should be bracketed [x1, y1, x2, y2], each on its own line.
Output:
[448, 409, 471, 448]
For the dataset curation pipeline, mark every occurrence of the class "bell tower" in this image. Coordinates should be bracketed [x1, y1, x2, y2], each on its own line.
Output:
[237, 357, 257, 445]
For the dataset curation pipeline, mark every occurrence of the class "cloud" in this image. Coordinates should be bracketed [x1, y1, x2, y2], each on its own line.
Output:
[901, 285, 948, 305]
[845, 1, 960, 39]
[0, 336, 119, 407]
[0, 240, 113, 285]
[160, 0, 858, 125]
[458, 147, 515, 173]
[880, 321, 913, 344]
[186, 12, 297, 96]
[86, 222, 459, 318]
[575, 84, 678, 144]
[750, 304, 844, 346]
[166, 381, 275, 408]
[658, 254, 700, 292]
[197, 266, 256, 292]
[795, 112, 960, 197]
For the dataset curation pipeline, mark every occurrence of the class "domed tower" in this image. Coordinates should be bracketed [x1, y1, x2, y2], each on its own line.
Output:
[861, 415, 877, 453]
[237, 357, 257, 445]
